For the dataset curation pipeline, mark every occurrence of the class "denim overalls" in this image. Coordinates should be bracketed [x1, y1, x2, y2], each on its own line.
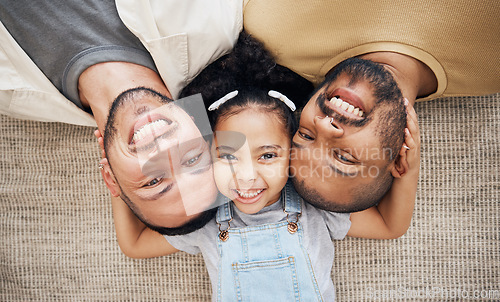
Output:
[215, 182, 324, 301]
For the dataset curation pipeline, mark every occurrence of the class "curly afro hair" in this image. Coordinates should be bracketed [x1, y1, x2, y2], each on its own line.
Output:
[179, 31, 313, 111]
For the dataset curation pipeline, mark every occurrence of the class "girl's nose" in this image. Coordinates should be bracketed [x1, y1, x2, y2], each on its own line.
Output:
[235, 160, 257, 184]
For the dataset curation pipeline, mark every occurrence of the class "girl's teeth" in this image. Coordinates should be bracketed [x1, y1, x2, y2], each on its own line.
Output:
[236, 189, 263, 198]
[330, 97, 364, 117]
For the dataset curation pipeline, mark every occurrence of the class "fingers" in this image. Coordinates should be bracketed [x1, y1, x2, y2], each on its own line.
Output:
[395, 98, 421, 177]
[404, 99, 420, 134]
[404, 127, 417, 151]
[404, 98, 420, 147]
[98, 137, 106, 159]
[94, 129, 103, 139]
[399, 146, 409, 172]
[402, 103, 420, 174]
[95, 129, 106, 159]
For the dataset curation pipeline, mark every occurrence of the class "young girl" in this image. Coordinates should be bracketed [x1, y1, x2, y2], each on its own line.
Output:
[195, 86, 353, 301]
[109, 33, 420, 301]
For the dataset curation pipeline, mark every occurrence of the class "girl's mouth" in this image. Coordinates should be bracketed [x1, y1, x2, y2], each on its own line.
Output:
[232, 189, 265, 204]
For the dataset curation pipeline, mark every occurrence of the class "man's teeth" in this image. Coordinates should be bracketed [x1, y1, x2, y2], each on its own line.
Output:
[132, 119, 168, 143]
[330, 97, 364, 117]
[236, 189, 263, 198]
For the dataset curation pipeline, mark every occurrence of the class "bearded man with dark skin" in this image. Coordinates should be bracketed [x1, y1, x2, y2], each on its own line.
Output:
[291, 57, 410, 212]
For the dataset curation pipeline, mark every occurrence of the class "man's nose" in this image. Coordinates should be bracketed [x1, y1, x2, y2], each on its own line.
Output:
[314, 115, 344, 138]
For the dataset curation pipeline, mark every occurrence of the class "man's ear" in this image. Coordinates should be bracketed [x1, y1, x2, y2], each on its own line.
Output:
[99, 158, 121, 197]
[390, 151, 409, 178]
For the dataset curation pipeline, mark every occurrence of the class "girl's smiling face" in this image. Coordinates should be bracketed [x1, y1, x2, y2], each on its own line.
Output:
[212, 109, 291, 214]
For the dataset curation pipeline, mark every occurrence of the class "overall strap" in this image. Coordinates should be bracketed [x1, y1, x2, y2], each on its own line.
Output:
[215, 196, 233, 242]
[216, 196, 233, 224]
[283, 180, 302, 215]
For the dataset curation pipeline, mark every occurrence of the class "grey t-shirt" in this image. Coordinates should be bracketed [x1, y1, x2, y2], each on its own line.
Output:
[164, 198, 351, 301]
[0, 0, 156, 108]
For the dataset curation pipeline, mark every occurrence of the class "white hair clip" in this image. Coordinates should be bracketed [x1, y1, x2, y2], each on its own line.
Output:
[208, 90, 239, 111]
[268, 90, 296, 111]
[208, 89, 296, 112]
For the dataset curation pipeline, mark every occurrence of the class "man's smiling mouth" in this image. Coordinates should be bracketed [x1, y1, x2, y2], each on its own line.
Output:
[329, 96, 364, 117]
[127, 111, 181, 154]
[324, 88, 367, 121]
[131, 119, 171, 145]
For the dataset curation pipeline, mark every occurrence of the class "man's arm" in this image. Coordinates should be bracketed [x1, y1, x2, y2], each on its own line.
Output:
[348, 99, 420, 239]
[112, 195, 178, 258]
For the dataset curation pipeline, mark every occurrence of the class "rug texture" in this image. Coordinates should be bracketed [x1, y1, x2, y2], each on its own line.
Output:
[1, 93, 499, 301]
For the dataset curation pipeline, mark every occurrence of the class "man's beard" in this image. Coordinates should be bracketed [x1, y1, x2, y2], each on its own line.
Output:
[119, 188, 219, 236]
[144, 208, 217, 236]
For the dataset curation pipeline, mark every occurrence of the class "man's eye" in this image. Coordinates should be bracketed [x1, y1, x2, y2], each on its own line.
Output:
[298, 131, 313, 140]
[219, 153, 237, 161]
[259, 153, 277, 161]
[184, 153, 201, 167]
[335, 152, 355, 164]
[145, 177, 162, 187]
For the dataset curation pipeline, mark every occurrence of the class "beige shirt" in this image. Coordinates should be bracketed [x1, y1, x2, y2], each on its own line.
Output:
[0, 0, 242, 126]
[243, 0, 500, 101]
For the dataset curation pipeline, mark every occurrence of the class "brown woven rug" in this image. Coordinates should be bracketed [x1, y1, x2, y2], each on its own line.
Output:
[1, 93, 499, 301]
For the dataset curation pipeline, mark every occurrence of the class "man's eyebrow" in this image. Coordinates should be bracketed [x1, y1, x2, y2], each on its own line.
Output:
[215, 145, 236, 152]
[142, 182, 174, 201]
[328, 164, 358, 177]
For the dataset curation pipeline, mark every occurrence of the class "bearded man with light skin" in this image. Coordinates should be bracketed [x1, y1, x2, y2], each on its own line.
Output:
[80, 65, 219, 237]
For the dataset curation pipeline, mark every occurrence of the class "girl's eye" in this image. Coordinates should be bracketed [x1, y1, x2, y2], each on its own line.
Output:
[259, 153, 277, 160]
